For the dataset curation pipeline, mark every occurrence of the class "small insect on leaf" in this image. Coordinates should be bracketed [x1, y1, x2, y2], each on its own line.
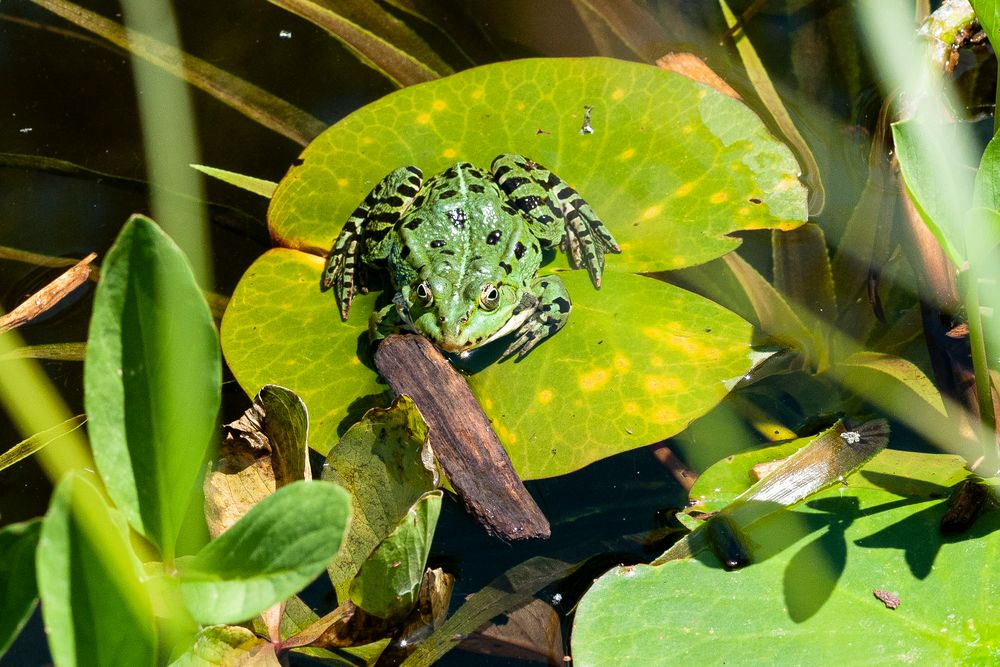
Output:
[873, 589, 900, 610]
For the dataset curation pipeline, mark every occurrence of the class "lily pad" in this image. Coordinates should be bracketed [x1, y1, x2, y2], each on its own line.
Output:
[268, 58, 806, 266]
[571, 450, 995, 664]
[222, 57, 807, 479]
[224, 255, 754, 478]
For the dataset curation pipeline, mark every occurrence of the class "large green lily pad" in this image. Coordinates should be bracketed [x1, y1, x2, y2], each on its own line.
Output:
[222, 58, 807, 479]
[269, 57, 806, 266]
[571, 449, 998, 664]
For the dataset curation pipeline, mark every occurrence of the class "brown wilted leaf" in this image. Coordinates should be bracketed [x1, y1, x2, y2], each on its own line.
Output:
[204, 384, 310, 538]
[656, 52, 741, 100]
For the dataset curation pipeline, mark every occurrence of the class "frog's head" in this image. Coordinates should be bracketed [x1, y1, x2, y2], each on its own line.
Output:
[402, 266, 528, 353]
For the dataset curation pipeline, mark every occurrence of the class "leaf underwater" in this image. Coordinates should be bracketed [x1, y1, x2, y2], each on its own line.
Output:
[222, 57, 808, 479]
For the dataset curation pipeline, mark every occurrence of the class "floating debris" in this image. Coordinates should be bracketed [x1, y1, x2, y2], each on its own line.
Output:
[579, 105, 594, 134]
[873, 589, 900, 610]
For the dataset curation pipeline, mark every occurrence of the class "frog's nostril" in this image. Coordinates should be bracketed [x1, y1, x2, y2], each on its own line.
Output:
[438, 315, 446, 324]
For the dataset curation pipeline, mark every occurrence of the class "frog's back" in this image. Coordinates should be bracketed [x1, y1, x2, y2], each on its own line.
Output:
[395, 162, 535, 276]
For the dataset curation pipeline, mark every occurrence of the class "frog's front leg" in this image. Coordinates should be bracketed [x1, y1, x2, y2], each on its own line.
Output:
[322, 165, 423, 320]
[503, 275, 572, 359]
[367, 293, 411, 342]
[492, 154, 621, 289]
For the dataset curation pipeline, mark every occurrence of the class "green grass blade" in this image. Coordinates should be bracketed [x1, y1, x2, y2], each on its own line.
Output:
[190, 165, 277, 199]
[0, 414, 86, 473]
[28, 0, 326, 146]
[719, 0, 826, 215]
[268, 0, 441, 86]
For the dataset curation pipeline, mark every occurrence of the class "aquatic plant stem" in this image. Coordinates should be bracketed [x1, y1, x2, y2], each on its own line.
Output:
[962, 269, 999, 473]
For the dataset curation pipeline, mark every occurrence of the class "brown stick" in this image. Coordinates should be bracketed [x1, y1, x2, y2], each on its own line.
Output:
[374, 334, 550, 540]
[0, 252, 96, 333]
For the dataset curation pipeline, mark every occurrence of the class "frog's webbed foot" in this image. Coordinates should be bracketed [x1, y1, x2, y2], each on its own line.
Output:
[491, 154, 621, 289]
[503, 275, 572, 359]
[559, 196, 621, 289]
[322, 166, 424, 320]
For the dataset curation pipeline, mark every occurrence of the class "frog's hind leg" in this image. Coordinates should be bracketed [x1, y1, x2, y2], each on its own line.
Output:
[322, 165, 423, 320]
[491, 154, 621, 289]
[503, 275, 572, 359]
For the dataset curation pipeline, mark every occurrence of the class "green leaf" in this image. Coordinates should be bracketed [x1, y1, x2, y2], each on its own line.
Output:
[190, 165, 277, 199]
[772, 223, 836, 322]
[835, 351, 947, 416]
[322, 396, 436, 595]
[267, 58, 806, 268]
[572, 450, 988, 664]
[84, 215, 221, 559]
[972, 1, 1000, 49]
[0, 521, 41, 656]
[168, 625, 278, 667]
[178, 480, 350, 625]
[37, 473, 156, 667]
[349, 490, 441, 621]
[892, 119, 973, 265]
[28, 0, 325, 146]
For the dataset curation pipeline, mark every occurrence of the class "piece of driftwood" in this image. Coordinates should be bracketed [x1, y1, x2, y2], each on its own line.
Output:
[374, 334, 550, 540]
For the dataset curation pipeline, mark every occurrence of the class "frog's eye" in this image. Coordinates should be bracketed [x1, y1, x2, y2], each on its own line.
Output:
[415, 282, 433, 306]
[480, 283, 500, 311]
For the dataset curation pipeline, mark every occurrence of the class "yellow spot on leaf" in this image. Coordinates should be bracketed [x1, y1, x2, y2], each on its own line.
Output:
[482, 397, 494, 411]
[652, 405, 678, 424]
[443, 148, 457, 159]
[671, 256, 687, 267]
[612, 89, 625, 100]
[624, 402, 640, 415]
[697, 90, 708, 99]
[682, 125, 693, 134]
[579, 369, 610, 392]
[417, 113, 431, 124]
[337, 178, 349, 188]
[650, 356, 663, 367]
[361, 137, 374, 145]
[516, 102, 526, 111]
[738, 207, 750, 216]
[432, 99, 447, 111]
[495, 422, 517, 444]
[710, 192, 728, 204]
[641, 205, 662, 221]
[618, 148, 636, 160]
[675, 182, 695, 197]
[645, 375, 681, 394]
[613, 354, 631, 373]
[472, 88, 484, 99]
[537, 389, 554, 405]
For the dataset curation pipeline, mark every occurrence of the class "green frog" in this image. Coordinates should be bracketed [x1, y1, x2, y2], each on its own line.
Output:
[322, 154, 620, 358]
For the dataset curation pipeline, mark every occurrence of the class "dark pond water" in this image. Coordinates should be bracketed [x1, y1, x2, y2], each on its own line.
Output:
[0, 1, 911, 664]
